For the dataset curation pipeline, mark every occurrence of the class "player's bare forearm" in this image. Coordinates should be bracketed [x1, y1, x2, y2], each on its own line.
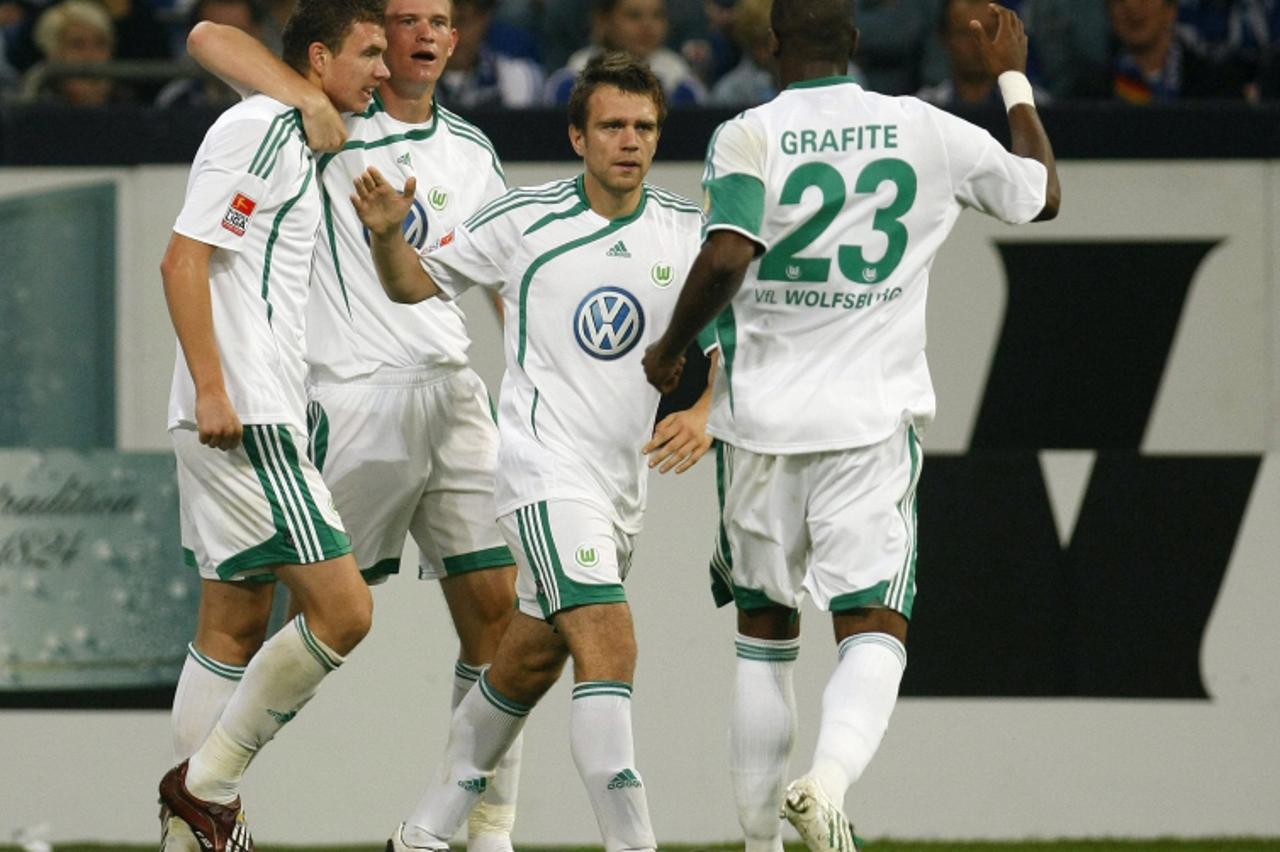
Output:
[655, 232, 754, 359]
[643, 351, 718, 474]
[1009, 105, 1060, 220]
[160, 233, 243, 449]
[187, 21, 346, 151]
[369, 230, 440, 303]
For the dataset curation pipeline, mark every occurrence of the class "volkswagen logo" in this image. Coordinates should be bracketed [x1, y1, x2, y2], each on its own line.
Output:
[363, 197, 429, 250]
[574, 286, 645, 361]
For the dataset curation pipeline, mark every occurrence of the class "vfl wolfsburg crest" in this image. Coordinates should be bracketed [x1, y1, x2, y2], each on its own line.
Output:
[575, 544, 600, 567]
[650, 262, 674, 288]
[574, 286, 645, 361]
[428, 186, 449, 211]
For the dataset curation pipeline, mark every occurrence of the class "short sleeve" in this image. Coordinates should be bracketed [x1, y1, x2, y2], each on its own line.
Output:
[421, 219, 508, 300]
[930, 106, 1047, 225]
[696, 320, 719, 354]
[702, 116, 768, 249]
[173, 115, 276, 250]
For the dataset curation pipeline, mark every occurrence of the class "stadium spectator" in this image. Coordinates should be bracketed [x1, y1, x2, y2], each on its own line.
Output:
[437, 0, 543, 107]
[853, 0, 938, 94]
[100, 0, 170, 62]
[1073, 0, 1253, 101]
[918, 0, 1050, 107]
[156, 0, 264, 107]
[543, 0, 705, 104]
[29, 0, 132, 105]
[1017, 0, 1109, 99]
[708, 0, 773, 106]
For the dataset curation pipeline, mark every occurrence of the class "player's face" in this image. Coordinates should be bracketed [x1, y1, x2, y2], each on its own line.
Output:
[384, 0, 457, 90]
[571, 85, 660, 197]
[320, 20, 390, 113]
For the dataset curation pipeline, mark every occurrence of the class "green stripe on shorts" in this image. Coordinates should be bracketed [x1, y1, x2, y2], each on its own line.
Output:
[442, 545, 514, 575]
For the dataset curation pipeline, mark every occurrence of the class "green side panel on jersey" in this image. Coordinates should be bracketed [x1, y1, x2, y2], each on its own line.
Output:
[704, 173, 765, 236]
[517, 176, 647, 366]
[715, 307, 738, 413]
[442, 545, 515, 575]
[260, 163, 315, 324]
[0, 183, 115, 448]
[696, 318, 719, 353]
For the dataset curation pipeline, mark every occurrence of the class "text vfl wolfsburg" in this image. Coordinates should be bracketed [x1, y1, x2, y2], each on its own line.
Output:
[753, 286, 904, 311]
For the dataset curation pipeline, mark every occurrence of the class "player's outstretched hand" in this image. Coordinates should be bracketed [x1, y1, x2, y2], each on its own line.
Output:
[970, 2, 1027, 77]
[644, 407, 712, 475]
[299, 93, 347, 153]
[642, 341, 685, 394]
[351, 167, 417, 239]
[196, 390, 243, 451]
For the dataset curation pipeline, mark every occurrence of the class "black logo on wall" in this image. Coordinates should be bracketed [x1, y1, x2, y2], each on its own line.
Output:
[904, 241, 1261, 699]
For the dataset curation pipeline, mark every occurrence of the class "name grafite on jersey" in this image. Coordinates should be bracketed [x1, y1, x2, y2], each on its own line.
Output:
[362, 195, 430, 250]
[780, 123, 900, 155]
[574, 286, 645, 361]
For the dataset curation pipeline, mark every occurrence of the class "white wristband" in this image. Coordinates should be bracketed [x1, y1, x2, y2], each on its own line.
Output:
[997, 71, 1035, 111]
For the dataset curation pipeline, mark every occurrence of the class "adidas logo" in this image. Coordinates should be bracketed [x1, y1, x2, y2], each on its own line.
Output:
[457, 776, 488, 794]
[266, 708, 298, 725]
[396, 151, 412, 166]
[606, 240, 631, 258]
[606, 768, 643, 790]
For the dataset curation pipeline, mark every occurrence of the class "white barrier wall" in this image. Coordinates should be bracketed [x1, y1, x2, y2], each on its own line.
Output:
[0, 162, 1277, 844]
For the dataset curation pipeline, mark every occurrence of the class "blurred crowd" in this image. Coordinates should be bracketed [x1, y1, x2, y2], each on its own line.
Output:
[2, 0, 1279, 108]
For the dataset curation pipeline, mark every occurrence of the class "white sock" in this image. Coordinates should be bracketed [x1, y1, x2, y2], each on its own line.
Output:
[569, 682, 656, 852]
[404, 671, 530, 848]
[807, 633, 906, 802]
[453, 662, 522, 847]
[731, 635, 799, 852]
[186, 614, 343, 804]
[172, 643, 244, 761]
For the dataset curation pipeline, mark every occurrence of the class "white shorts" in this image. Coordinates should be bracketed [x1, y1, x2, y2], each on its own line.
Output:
[713, 423, 921, 616]
[306, 366, 512, 584]
[173, 423, 351, 582]
[497, 499, 633, 620]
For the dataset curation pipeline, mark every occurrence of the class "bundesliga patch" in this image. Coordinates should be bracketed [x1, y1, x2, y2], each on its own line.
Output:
[221, 192, 258, 237]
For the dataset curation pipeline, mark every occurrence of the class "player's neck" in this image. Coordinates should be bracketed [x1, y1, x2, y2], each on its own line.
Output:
[379, 80, 436, 124]
[582, 172, 644, 220]
[779, 58, 848, 89]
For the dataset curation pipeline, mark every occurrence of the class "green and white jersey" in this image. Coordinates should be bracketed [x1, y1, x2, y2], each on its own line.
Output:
[168, 94, 318, 433]
[307, 96, 506, 380]
[703, 76, 1048, 453]
[423, 176, 702, 533]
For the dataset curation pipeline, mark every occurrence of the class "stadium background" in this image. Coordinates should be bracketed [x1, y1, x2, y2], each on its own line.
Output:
[0, 104, 1278, 845]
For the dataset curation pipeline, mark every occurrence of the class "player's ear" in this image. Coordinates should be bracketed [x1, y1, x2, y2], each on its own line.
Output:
[448, 26, 458, 57]
[308, 40, 331, 77]
[568, 123, 585, 157]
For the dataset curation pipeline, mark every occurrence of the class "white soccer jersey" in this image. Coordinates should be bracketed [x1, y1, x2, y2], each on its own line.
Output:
[702, 76, 1048, 453]
[168, 94, 319, 433]
[423, 176, 702, 532]
[307, 97, 507, 380]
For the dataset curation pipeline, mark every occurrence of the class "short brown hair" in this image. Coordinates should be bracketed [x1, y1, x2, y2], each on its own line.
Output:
[567, 50, 668, 131]
[282, 0, 386, 73]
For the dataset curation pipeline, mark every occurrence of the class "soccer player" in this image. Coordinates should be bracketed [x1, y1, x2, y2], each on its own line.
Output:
[155, 2, 388, 850]
[184, 3, 525, 847]
[643, 2, 1061, 851]
[351, 51, 704, 852]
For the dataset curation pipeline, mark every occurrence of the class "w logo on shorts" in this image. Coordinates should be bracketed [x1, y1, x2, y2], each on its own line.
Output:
[574, 286, 645, 361]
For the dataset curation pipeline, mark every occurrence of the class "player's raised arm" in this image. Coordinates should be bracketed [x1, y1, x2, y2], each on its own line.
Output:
[186, 20, 347, 152]
[352, 167, 441, 303]
[972, 2, 1060, 220]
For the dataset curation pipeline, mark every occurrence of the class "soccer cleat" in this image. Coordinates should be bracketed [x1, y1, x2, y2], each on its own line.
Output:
[385, 822, 450, 852]
[158, 760, 254, 852]
[159, 803, 200, 852]
[782, 776, 859, 852]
